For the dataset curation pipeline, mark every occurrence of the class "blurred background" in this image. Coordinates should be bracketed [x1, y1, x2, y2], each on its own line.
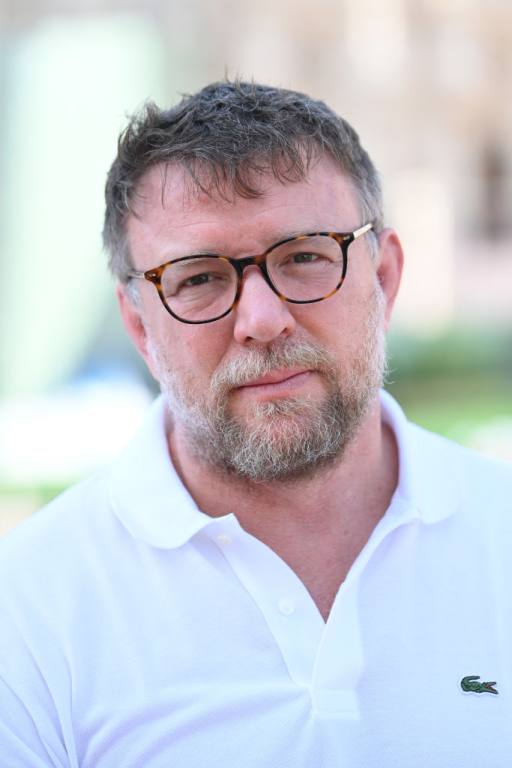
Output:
[1, 0, 511, 533]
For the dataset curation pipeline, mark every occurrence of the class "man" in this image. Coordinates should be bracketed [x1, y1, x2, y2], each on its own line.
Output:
[1, 81, 511, 767]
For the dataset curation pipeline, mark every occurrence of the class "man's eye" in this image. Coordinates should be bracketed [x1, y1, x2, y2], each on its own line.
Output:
[291, 252, 321, 264]
[172, 271, 230, 295]
[183, 273, 214, 287]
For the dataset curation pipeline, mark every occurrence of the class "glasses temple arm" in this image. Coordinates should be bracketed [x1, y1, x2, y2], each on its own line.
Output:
[352, 222, 373, 240]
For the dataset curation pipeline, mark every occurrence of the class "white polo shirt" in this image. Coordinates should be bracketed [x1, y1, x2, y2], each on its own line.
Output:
[1, 391, 511, 767]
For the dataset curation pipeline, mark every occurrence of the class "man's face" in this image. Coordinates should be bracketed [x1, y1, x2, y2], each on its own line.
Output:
[121, 158, 400, 482]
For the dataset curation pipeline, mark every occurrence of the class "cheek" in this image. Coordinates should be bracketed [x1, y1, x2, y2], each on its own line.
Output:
[293, 296, 349, 347]
[297, 291, 375, 364]
[166, 324, 231, 384]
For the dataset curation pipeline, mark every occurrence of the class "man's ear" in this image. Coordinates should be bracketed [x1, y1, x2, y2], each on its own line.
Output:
[375, 228, 404, 331]
[116, 283, 159, 379]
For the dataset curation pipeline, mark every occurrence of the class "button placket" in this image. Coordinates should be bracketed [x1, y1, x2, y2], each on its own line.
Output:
[311, 498, 420, 720]
[278, 598, 295, 616]
[312, 580, 363, 719]
[207, 516, 324, 687]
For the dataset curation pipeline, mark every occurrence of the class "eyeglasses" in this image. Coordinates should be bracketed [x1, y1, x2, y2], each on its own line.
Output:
[126, 223, 373, 324]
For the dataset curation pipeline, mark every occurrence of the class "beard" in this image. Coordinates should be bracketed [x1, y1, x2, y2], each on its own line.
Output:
[148, 285, 387, 483]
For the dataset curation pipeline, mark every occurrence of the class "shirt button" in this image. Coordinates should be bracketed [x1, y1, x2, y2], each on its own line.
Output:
[216, 533, 232, 546]
[278, 598, 295, 616]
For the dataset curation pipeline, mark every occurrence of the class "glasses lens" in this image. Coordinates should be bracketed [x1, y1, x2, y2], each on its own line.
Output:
[268, 236, 344, 301]
[161, 257, 237, 322]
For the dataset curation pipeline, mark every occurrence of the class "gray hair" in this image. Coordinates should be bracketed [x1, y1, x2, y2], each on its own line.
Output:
[103, 80, 383, 281]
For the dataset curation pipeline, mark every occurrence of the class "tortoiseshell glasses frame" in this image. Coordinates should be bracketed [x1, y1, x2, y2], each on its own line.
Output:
[126, 222, 374, 324]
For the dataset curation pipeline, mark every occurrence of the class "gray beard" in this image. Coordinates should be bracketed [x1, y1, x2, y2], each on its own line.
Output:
[150, 287, 387, 483]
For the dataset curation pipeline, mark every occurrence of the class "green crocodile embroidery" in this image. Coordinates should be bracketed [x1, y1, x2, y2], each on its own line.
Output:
[461, 675, 498, 695]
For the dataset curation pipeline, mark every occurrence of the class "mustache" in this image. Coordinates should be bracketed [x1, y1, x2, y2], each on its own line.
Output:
[210, 338, 338, 392]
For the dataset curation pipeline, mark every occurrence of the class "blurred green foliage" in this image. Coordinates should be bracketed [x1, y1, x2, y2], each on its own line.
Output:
[388, 328, 512, 380]
[387, 328, 512, 441]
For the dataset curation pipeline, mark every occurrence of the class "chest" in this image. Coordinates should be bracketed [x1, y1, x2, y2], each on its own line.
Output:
[67, 597, 510, 767]
[260, 512, 383, 623]
[44, 519, 512, 767]
[286, 553, 351, 621]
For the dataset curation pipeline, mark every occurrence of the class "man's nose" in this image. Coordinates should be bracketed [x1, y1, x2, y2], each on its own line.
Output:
[232, 266, 296, 345]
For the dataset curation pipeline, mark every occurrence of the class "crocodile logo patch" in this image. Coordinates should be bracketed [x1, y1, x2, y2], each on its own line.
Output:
[461, 675, 498, 695]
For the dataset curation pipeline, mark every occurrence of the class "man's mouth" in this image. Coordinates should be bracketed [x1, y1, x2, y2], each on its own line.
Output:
[236, 368, 313, 394]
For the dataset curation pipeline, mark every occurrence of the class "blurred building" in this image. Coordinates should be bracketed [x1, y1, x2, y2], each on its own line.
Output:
[1, 0, 511, 523]
[0, 0, 511, 399]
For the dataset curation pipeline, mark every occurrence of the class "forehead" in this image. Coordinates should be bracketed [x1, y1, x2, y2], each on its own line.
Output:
[126, 158, 361, 263]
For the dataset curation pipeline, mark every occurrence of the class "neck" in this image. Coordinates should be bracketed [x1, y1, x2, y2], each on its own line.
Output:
[166, 396, 398, 619]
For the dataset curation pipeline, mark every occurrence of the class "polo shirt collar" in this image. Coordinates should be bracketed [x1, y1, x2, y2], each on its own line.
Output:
[109, 391, 463, 549]
[380, 389, 464, 524]
[108, 396, 220, 548]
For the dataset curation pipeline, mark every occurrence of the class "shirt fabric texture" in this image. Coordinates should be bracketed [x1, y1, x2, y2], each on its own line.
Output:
[0, 390, 511, 767]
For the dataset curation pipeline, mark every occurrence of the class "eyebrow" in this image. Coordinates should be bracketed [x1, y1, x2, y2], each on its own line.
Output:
[162, 229, 330, 260]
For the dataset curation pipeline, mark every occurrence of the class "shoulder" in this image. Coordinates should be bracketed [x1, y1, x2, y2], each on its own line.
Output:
[405, 421, 512, 539]
[382, 390, 512, 521]
[0, 472, 114, 592]
[408, 421, 512, 490]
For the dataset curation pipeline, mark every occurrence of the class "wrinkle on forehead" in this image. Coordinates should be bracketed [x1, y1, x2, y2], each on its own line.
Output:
[127, 157, 364, 265]
[129, 152, 330, 222]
